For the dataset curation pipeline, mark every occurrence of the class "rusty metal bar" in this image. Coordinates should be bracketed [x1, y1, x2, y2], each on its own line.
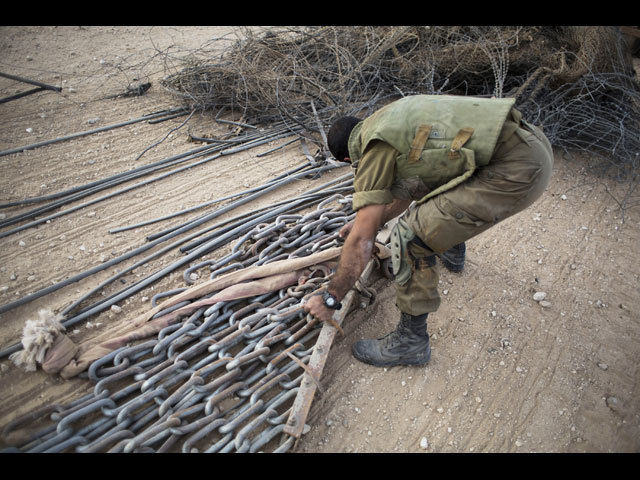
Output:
[283, 220, 397, 439]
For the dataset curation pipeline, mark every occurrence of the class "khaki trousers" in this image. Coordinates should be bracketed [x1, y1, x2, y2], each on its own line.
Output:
[396, 123, 554, 315]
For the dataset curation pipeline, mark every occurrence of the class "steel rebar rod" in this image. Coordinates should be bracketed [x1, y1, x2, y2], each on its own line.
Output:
[0, 121, 296, 212]
[108, 160, 314, 234]
[0, 72, 63, 92]
[144, 163, 337, 243]
[0, 108, 188, 158]
[0, 87, 49, 105]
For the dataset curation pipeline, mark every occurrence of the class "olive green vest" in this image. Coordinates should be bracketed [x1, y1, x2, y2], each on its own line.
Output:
[348, 95, 515, 204]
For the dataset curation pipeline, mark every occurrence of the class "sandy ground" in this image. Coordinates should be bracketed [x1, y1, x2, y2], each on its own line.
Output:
[0, 26, 638, 453]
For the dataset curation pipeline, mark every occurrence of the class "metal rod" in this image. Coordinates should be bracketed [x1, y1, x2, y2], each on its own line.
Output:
[0, 87, 47, 105]
[0, 72, 63, 91]
[0, 108, 188, 158]
[108, 161, 313, 234]
[0, 142, 220, 209]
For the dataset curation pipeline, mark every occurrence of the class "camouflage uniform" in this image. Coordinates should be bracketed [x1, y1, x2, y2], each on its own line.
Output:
[349, 96, 554, 316]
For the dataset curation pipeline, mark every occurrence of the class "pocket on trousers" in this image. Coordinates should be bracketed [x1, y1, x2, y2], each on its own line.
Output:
[439, 196, 489, 227]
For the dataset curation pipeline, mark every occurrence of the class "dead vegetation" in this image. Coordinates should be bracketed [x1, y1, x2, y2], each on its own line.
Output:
[160, 26, 640, 212]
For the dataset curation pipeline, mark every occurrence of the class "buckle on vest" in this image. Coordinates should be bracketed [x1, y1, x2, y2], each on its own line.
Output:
[408, 124, 433, 164]
[449, 127, 475, 160]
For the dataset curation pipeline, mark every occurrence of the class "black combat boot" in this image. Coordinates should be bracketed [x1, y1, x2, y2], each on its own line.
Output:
[437, 242, 466, 273]
[351, 313, 431, 367]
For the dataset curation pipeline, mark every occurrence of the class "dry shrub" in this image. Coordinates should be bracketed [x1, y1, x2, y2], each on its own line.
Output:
[161, 26, 640, 208]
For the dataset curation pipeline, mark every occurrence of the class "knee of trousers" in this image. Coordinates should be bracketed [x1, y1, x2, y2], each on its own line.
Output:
[404, 199, 487, 255]
[395, 242, 441, 315]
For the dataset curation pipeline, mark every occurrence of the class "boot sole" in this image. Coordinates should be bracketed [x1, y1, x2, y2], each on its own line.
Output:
[352, 347, 431, 368]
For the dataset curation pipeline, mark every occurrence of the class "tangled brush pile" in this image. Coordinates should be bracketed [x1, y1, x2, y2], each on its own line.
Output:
[161, 26, 640, 204]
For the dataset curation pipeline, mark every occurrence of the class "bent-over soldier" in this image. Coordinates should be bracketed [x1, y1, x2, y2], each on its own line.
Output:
[304, 94, 553, 367]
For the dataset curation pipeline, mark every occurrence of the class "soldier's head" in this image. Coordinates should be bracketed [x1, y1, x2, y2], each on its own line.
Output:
[327, 116, 360, 162]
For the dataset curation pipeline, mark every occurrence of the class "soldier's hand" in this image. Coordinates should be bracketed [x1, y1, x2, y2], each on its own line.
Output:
[303, 294, 335, 324]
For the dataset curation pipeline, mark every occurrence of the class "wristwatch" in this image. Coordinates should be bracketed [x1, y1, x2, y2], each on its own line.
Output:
[322, 291, 342, 310]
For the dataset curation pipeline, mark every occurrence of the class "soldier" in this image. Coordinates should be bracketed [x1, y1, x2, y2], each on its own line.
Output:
[303, 94, 554, 367]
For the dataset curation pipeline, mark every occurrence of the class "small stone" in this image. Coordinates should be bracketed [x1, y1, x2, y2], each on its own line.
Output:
[597, 362, 608, 370]
[26, 127, 33, 133]
[533, 292, 547, 302]
[515, 439, 523, 447]
[539, 300, 552, 308]
[18, 240, 26, 247]
[475, 397, 482, 403]
[27, 275, 35, 282]
[561, 194, 567, 200]
[189, 273, 199, 282]
[436, 407, 444, 413]
[605, 396, 621, 413]
[87, 211, 96, 217]
[420, 437, 429, 449]
[110, 304, 122, 313]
